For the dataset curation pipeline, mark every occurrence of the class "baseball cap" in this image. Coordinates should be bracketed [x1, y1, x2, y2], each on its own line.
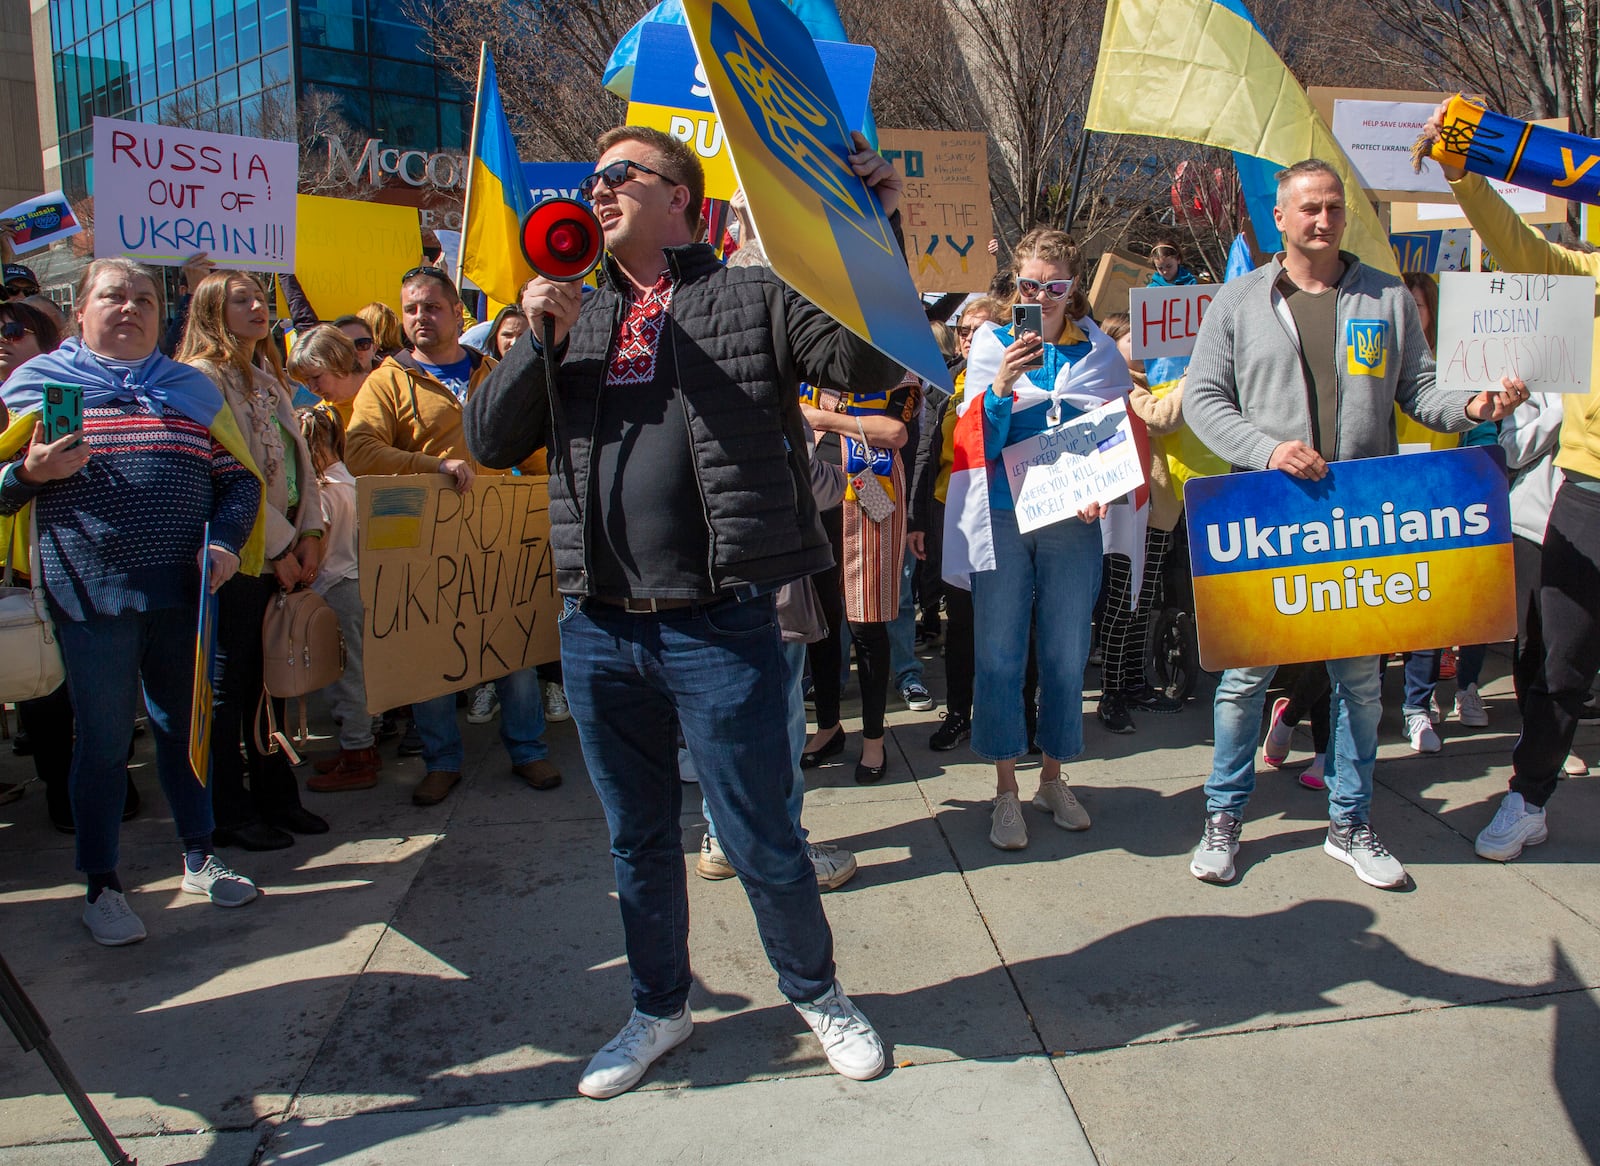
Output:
[3, 263, 38, 286]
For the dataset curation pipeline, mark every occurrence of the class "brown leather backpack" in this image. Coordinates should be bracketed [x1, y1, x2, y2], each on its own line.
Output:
[256, 587, 345, 762]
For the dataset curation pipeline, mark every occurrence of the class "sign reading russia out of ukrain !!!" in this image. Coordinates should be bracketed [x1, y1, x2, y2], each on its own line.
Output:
[1185, 448, 1516, 672]
[679, 0, 953, 394]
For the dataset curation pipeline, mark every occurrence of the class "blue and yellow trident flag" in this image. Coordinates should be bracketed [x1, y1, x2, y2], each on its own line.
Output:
[1420, 97, 1600, 207]
[460, 46, 535, 306]
[679, 0, 951, 393]
[1085, 0, 1397, 275]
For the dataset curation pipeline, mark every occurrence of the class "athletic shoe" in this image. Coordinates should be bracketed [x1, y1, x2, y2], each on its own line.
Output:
[543, 682, 572, 723]
[697, 833, 736, 880]
[1097, 692, 1135, 735]
[900, 681, 934, 712]
[1453, 683, 1488, 727]
[396, 720, 424, 757]
[807, 842, 858, 890]
[181, 855, 258, 907]
[793, 981, 885, 1081]
[1438, 648, 1457, 680]
[1122, 684, 1183, 714]
[1298, 753, 1327, 791]
[578, 1007, 693, 1099]
[989, 791, 1028, 850]
[1032, 779, 1091, 830]
[1324, 821, 1407, 888]
[467, 685, 500, 724]
[1190, 811, 1241, 883]
[1578, 700, 1600, 724]
[1262, 696, 1294, 767]
[82, 889, 147, 946]
[1474, 792, 1548, 861]
[1429, 691, 1445, 724]
[1404, 709, 1441, 754]
[1564, 753, 1589, 777]
[929, 711, 971, 751]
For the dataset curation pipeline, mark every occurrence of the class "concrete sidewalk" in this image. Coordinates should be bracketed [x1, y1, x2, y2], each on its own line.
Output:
[1, 649, 1596, 1165]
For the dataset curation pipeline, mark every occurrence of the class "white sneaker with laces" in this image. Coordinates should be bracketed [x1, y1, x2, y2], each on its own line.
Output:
[1325, 820, 1407, 888]
[989, 791, 1027, 850]
[696, 833, 736, 881]
[793, 981, 885, 1081]
[578, 1007, 693, 1099]
[467, 685, 500, 724]
[1474, 792, 1548, 861]
[1032, 779, 1091, 830]
[807, 841, 858, 890]
[82, 889, 147, 946]
[1404, 709, 1441, 753]
[1453, 683, 1488, 727]
[1190, 811, 1241, 883]
[543, 682, 572, 723]
[181, 855, 258, 907]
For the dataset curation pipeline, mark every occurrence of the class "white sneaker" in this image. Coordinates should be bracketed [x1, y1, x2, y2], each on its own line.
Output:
[1324, 820, 1407, 888]
[578, 1007, 693, 1099]
[1190, 811, 1241, 883]
[793, 981, 885, 1081]
[82, 889, 147, 946]
[696, 833, 736, 881]
[1404, 709, 1441, 753]
[1032, 779, 1091, 830]
[543, 682, 572, 723]
[181, 855, 258, 907]
[467, 685, 500, 724]
[1453, 683, 1488, 727]
[1474, 792, 1548, 861]
[989, 791, 1027, 850]
[807, 841, 858, 890]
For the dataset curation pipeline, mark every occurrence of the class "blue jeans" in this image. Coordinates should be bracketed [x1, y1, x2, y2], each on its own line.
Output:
[1396, 644, 1488, 713]
[412, 665, 547, 773]
[55, 608, 214, 874]
[700, 639, 808, 845]
[971, 510, 1102, 761]
[560, 595, 835, 1015]
[1206, 656, 1383, 825]
[888, 547, 923, 691]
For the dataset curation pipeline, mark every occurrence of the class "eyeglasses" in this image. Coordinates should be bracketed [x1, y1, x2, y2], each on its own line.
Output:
[351, 336, 375, 351]
[578, 158, 678, 200]
[0, 321, 35, 341]
[1017, 278, 1073, 301]
[955, 324, 978, 337]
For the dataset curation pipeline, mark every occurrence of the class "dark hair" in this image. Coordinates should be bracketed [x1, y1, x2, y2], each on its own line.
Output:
[1401, 271, 1439, 353]
[330, 313, 373, 336]
[595, 125, 706, 238]
[486, 304, 528, 358]
[401, 266, 460, 306]
[0, 299, 62, 354]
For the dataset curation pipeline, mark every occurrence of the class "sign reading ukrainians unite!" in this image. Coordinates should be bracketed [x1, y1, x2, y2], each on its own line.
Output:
[1185, 448, 1515, 671]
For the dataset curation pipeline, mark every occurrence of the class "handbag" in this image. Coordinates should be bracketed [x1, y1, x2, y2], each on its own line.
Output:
[775, 575, 829, 644]
[255, 585, 345, 761]
[849, 418, 896, 525]
[0, 508, 66, 703]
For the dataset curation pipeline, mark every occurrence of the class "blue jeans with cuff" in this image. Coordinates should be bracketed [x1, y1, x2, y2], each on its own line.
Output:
[411, 664, 547, 773]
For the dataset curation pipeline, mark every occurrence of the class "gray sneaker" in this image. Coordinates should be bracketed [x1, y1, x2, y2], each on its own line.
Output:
[181, 855, 259, 907]
[82, 889, 147, 946]
[1324, 820, 1407, 889]
[1032, 779, 1090, 830]
[1190, 811, 1241, 883]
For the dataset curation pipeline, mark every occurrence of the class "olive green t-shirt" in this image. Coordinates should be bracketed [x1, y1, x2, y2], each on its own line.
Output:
[1281, 275, 1341, 457]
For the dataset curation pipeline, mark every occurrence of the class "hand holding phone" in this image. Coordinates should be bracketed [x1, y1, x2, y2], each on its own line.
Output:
[1012, 304, 1044, 368]
[42, 383, 83, 449]
[18, 420, 90, 485]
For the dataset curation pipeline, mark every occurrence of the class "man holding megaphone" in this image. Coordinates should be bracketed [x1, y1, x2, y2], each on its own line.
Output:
[467, 124, 906, 1100]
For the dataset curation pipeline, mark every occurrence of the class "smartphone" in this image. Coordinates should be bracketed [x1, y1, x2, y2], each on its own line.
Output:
[42, 383, 83, 448]
[1012, 303, 1044, 368]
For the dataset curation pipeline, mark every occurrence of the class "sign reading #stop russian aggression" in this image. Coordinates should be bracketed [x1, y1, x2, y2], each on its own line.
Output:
[1185, 448, 1515, 671]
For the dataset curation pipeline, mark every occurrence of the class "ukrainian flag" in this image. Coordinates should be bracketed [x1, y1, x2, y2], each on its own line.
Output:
[461, 46, 535, 307]
[1086, 0, 1397, 276]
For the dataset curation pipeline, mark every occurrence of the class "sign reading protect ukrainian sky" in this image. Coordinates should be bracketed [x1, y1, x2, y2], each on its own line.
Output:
[1185, 448, 1515, 671]
[679, 0, 953, 394]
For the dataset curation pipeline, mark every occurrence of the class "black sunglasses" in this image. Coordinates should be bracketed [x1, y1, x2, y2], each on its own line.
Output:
[0, 320, 35, 340]
[351, 336, 375, 351]
[578, 158, 678, 200]
[402, 265, 457, 292]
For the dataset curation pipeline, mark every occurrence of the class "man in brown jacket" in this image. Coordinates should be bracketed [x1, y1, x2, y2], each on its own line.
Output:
[346, 266, 557, 805]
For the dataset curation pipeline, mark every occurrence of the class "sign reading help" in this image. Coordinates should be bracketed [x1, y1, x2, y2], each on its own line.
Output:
[877, 129, 996, 294]
[1185, 448, 1515, 671]
[357, 474, 561, 713]
[1002, 397, 1145, 533]
[92, 117, 298, 270]
[1436, 272, 1596, 394]
[1129, 283, 1219, 360]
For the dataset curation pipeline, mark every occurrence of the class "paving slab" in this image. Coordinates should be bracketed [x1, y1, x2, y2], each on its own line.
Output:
[0, 1131, 262, 1165]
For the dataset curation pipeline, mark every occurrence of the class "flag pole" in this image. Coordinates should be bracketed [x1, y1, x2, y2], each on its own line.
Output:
[456, 41, 489, 290]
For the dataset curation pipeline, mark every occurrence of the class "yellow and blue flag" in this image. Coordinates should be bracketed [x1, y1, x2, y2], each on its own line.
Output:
[1086, 0, 1397, 275]
[461, 47, 535, 306]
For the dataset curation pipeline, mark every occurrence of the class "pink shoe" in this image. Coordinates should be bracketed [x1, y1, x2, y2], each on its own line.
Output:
[1262, 697, 1293, 767]
[1298, 753, 1327, 791]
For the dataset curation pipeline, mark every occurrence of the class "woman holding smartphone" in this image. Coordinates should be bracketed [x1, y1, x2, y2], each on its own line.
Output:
[949, 229, 1132, 850]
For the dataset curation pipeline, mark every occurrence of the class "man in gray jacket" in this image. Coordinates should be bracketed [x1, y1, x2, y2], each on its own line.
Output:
[1184, 159, 1526, 889]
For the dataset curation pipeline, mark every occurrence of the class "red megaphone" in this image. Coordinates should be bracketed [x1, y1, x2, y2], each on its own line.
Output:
[520, 198, 603, 282]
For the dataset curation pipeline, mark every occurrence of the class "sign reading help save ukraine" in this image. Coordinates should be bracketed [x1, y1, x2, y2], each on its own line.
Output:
[1185, 448, 1515, 672]
[679, 0, 953, 394]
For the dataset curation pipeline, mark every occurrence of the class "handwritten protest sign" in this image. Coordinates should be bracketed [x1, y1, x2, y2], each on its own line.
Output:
[627, 19, 875, 201]
[357, 474, 560, 713]
[92, 118, 297, 270]
[877, 130, 995, 294]
[1436, 272, 1595, 394]
[1087, 249, 1154, 319]
[1186, 448, 1515, 671]
[1002, 398, 1144, 533]
[0, 191, 82, 256]
[1128, 283, 1219, 360]
[275, 195, 419, 320]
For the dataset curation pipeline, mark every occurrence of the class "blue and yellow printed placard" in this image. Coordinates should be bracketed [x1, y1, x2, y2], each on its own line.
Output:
[1185, 448, 1516, 671]
[680, 0, 953, 394]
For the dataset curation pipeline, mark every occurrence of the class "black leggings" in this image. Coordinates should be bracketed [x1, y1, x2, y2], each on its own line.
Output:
[808, 506, 891, 738]
[1281, 662, 1332, 754]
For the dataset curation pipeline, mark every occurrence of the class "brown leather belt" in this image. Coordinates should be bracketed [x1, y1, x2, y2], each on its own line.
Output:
[591, 596, 713, 613]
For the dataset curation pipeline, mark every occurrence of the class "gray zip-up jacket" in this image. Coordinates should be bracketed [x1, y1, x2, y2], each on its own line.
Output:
[1185, 251, 1478, 470]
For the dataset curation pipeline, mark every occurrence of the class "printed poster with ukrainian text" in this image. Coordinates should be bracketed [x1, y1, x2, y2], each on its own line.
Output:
[1185, 448, 1515, 671]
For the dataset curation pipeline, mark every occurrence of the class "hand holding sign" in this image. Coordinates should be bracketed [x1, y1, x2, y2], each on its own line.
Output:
[848, 132, 900, 218]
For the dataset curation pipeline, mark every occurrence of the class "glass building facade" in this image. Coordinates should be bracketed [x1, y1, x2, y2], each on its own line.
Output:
[48, 0, 468, 201]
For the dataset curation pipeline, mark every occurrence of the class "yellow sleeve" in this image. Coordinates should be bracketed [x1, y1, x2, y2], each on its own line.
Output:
[1450, 173, 1600, 279]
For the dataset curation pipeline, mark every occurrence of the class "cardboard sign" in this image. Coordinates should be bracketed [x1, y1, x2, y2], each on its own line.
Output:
[1128, 283, 1219, 360]
[92, 117, 298, 270]
[1087, 249, 1154, 319]
[1436, 272, 1595, 394]
[1002, 397, 1144, 532]
[0, 191, 82, 256]
[680, 0, 952, 393]
[357, 474, 560, 713]
[1186, 448, 1515, 671]
[275, 195, 420, 320]
[626, 20, 876, 202]
[877, 129, 996, 294]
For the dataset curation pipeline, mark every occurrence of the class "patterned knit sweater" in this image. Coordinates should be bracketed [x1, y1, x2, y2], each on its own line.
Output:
[0, 400, 261, 621]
